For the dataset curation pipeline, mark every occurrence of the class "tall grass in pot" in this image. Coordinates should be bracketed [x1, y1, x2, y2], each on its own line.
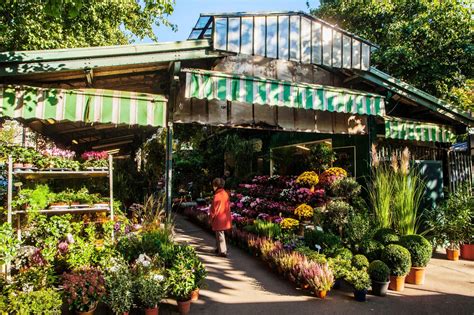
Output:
[391, 148, 425, 235]
[368, 145, 393, 228]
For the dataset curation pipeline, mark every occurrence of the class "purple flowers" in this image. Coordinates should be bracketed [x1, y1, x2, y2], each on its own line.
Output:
[58, 241, 69, 255]
[41, 148, 75, 159]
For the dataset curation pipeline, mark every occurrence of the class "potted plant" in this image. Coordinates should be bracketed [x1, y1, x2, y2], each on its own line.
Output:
[0, 222, 20, 267]
[191, 258, 207, 301]
[81, 151, 109, 170]
[351, 254, 369, 270]
[105, 259, 134, 315]
[345, 268, 371, 302]
[167, 263, 195, 314]
[8, 288, 63, 314]
[327, 256, 351, 289]
[62, 268, 106, 315]
[399, 235, 432, 284]
[301, 262, 334, 299]
[368, 260, 390, 296]
[135, 270, 166, 315]
[381, 244, 411, 291]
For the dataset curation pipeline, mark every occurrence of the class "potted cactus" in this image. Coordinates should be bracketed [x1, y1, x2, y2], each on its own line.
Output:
[399, 235, 432, 284]
[368, 260, 390, 296]
[381, 244, 411, 291]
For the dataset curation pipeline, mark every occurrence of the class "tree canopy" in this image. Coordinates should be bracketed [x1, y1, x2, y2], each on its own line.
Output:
[311, 0, 473, 112]
[0, 0, 175, 51]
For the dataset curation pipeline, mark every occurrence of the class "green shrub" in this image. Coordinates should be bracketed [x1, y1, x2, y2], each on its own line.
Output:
[381, 244, 411, 276]
[9, 288, 62, 314]
[295, 246, 327, 264]
[328, 256, 352, 280]
[345, 268, 371, 291]
[304, 229, 342, 256]
[346, 212, 371, 249]
[373, 228, 400, 245]
[117, 234, 143, 263]
[334, 247, 353, 260]
[368, 260, 390, 282]
[330, 177, 362, 198]
[359, 239, 384, 262]
[399, 235, 432, 267]
[352, 254, 369, 270]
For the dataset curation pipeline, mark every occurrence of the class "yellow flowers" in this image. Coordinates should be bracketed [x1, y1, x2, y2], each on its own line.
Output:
[296, 171, 319, 188]
[294, 203, 314, 219]
[280, 218, 300, 230]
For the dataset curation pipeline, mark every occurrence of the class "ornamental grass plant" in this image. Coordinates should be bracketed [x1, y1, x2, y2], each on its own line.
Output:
[368, 149, 393, 228]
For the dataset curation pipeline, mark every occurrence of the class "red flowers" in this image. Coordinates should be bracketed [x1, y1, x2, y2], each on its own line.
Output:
[81, 151, 108, 161]
[62, 268, 106, 312]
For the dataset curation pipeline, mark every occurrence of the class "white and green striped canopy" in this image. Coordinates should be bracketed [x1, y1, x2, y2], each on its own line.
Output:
[184, 69, 386, 116]
[0, 85, 167, 127]
[385, 117, 456, 143]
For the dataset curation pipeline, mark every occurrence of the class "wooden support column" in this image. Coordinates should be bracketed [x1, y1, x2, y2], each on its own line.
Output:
[165, 62, 181, 213]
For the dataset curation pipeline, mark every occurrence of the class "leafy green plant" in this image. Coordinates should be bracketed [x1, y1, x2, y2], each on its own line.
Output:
[373, 228, 399, 245]
[399, 235, 432, 267]
[327, 256, 351, 280]
[351, 254, 369, 270]
[368, 260, 390, 282]
[303, 230, 342, 257]
[330, 177, 361, 199]
[346, 211, 371, 250]
[8, 288, 62, 315]
[166, 262, 195, 301]
[0, 222, 20, 265]
[345, 268, 371, 291]
[244, 220, 282, 239]
[307, 143, 336, 173]
[135, 270, 167, 309]
[325, 200, 352, 237]
[381, 244, 411, 276]
[13, 184, 52, 212]
[334, 247, 353, 260]
[359, 239, 384, 262]
[295, 246, 327, 265]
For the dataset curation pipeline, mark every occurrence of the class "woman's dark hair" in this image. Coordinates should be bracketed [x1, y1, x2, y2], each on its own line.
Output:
[212, 178, 225, 189]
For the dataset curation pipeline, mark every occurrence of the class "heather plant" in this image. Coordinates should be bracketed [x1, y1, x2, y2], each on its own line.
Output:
[302, 262, 334, 292]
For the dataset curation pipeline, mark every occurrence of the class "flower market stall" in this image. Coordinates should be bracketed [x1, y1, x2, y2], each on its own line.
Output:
[0, 9, 473, 314]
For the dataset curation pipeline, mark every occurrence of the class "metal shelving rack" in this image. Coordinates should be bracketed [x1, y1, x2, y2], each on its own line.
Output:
[6, 155, 114, 240]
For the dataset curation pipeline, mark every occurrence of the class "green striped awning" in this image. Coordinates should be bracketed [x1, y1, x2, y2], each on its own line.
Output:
[385, 117, 456, 143]
[0, 85, 167, 127]
[184, 69, 386, 116]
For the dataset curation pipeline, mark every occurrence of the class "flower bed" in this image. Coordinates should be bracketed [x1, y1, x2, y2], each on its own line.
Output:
[0, 213, 207, 314]
[183, 169, 433, 300]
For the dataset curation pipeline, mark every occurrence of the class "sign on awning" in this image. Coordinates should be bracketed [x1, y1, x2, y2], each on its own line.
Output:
[184, 68, 385, 116]
[0, 85, 167, 127]
[384, 117, 456, 143]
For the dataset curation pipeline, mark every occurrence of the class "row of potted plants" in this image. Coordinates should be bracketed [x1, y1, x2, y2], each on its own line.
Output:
[0, 146, 109, 170]
[12, 186, 109, 211]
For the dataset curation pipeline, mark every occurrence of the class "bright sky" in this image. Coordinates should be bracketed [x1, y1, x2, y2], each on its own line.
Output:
[139, 0, 319, 43]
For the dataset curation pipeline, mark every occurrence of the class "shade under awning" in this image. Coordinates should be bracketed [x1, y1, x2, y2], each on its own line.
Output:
[0, 85, 167, 127]
[385, 117, 456, 143]
[184, 68, 386, 116]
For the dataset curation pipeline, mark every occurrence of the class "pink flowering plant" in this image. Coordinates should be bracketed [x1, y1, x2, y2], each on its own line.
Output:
[62, 267, 106, 312]
[81, 151, 109, 169]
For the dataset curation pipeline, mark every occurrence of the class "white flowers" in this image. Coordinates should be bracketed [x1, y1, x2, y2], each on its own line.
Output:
[152, 274, 165, 282]
[136, 254, 152, 267]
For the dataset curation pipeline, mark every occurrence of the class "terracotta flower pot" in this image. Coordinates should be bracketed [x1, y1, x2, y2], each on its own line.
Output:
[13, 163, 24, 169]
[389, 275, 406, 291]
[177, 299, 191, 315]
[145, 306, 159, 315]
[123, 312, 129, 315]
[446, 248, 460, 261]
[75, 303, 97, 315]
[371, 280, 389, 297]
[461, 244, 474, 260]
[315, 290, 327, 299]
[191, 288, 200, 301]
[405, 267, 425, 285]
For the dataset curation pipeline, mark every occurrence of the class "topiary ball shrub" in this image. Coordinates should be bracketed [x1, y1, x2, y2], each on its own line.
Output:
[381, 244, 411, 276]
[399, 235, 433, 267]
[352, 254, 369, 270]
[368, 260, 390, 282]
[373, 228, 400, 245]
[334, 247, 353, 260]
[360, 239, 384, 262]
